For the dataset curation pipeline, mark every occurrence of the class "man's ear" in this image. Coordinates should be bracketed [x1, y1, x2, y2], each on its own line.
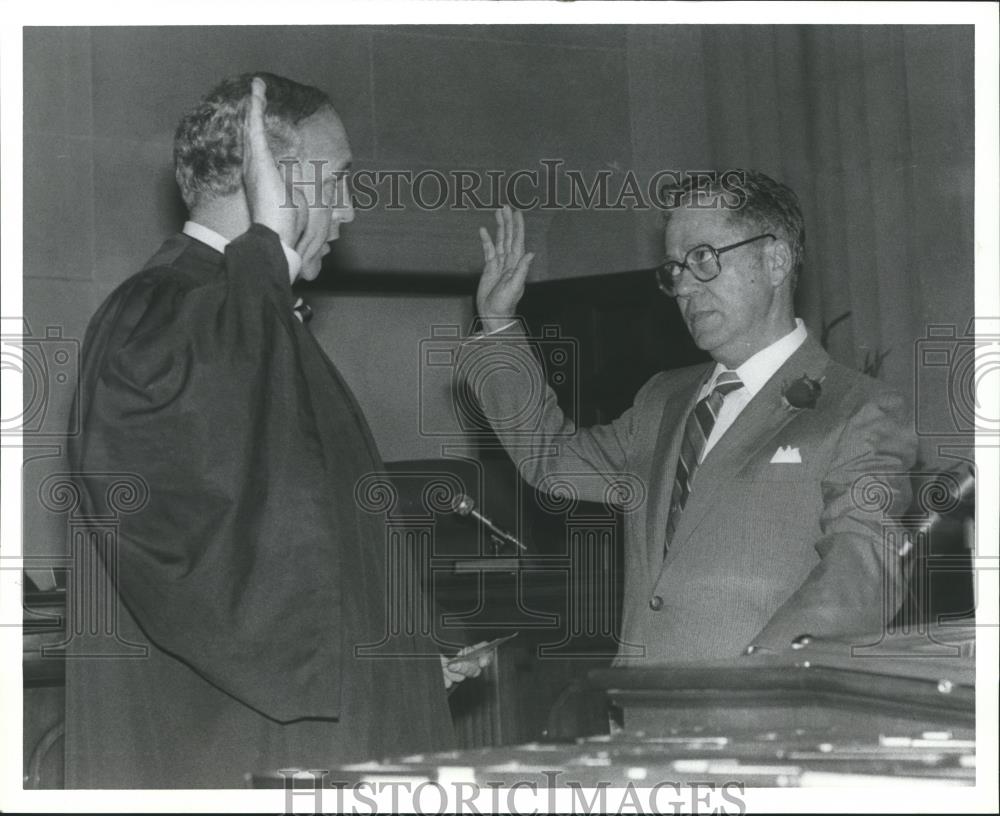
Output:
[767, 239, 793, 287]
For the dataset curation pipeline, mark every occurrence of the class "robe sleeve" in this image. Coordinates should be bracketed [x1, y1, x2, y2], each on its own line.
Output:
[69, 224, 344, 722]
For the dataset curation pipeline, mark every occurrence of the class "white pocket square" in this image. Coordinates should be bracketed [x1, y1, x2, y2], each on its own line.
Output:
[770, 445, 802, 463]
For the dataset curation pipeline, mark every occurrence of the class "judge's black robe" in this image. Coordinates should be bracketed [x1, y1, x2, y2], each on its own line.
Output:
[64, 225, 454, 788]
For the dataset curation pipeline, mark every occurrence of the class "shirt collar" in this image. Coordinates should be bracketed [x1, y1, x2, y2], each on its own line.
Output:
[705, 318, 808, 397]
[182, 220, 303, 284]
[182, 221, 230, 254]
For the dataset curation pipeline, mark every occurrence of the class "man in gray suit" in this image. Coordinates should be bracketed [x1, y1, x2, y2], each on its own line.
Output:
[465, 171, 917, 663]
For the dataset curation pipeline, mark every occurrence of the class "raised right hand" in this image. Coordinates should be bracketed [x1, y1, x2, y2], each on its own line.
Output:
[476, 206, 534, 334]
[241, 77, 307, 247]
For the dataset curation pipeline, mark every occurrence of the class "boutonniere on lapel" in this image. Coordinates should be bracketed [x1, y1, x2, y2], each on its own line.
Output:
[781, 374, 824, 411]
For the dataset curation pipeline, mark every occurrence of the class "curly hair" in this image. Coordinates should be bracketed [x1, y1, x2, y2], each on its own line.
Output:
[662, 169, 806, 285]
[174, 72, 333, 209]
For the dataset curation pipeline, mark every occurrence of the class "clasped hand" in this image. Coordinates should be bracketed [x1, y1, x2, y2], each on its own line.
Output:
[441, 641, 495, 690]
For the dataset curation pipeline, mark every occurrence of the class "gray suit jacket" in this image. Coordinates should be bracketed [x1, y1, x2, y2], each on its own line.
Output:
[462, 326, 917, 664]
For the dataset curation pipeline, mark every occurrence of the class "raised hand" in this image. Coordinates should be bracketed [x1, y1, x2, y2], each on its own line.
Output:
[476, 205, 535, 334]
[241, 77, 306, 247]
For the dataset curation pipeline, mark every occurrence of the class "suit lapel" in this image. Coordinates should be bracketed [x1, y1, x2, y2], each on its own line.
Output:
[658, 335, 831, 573]
[644, 364, 711, 575]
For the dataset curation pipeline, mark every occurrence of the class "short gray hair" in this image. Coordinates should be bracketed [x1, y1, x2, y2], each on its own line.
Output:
[173, 71, 333, 209]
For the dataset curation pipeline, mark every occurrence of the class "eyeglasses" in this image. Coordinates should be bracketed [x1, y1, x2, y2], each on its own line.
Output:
[656, 233, 775, 296]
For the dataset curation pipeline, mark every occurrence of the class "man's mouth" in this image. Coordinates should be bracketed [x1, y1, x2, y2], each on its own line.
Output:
[686, 308, 715, 324]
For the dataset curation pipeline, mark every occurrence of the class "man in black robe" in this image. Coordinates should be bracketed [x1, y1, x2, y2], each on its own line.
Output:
[64, 74, 482, 788]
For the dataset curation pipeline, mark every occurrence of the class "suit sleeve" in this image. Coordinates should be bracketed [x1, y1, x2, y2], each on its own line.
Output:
[69, 225, 344, 722]
[750, 386, 917, 650]
[461, 323, 654, 504]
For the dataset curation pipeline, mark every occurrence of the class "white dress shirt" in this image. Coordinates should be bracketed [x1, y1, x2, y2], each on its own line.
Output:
[698, 318, 808, 460]
[182, 221, 302, 283]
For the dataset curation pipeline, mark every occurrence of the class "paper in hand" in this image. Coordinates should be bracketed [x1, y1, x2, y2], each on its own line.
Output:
[446, 633, 518, 667]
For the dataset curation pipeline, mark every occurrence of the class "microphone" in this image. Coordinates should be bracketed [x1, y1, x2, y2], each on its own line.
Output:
[917, 464, 975, 532]
[451, 494, 527, 552]
[899, 464, 975, 556]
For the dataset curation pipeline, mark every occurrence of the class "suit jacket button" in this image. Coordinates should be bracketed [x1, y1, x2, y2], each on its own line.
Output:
[648, 595, 663, 611]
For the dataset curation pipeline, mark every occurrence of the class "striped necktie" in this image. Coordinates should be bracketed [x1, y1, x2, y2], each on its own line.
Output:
[664, 370, 744, 554]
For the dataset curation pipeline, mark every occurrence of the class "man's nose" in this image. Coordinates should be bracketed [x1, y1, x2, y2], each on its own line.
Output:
[331, 197, 355, 225]
[671, 265, 701, 297]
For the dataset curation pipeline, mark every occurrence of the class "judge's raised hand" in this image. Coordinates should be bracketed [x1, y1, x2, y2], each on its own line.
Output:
[242, 77, 307, 248]
[476, 205, 535, 334]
